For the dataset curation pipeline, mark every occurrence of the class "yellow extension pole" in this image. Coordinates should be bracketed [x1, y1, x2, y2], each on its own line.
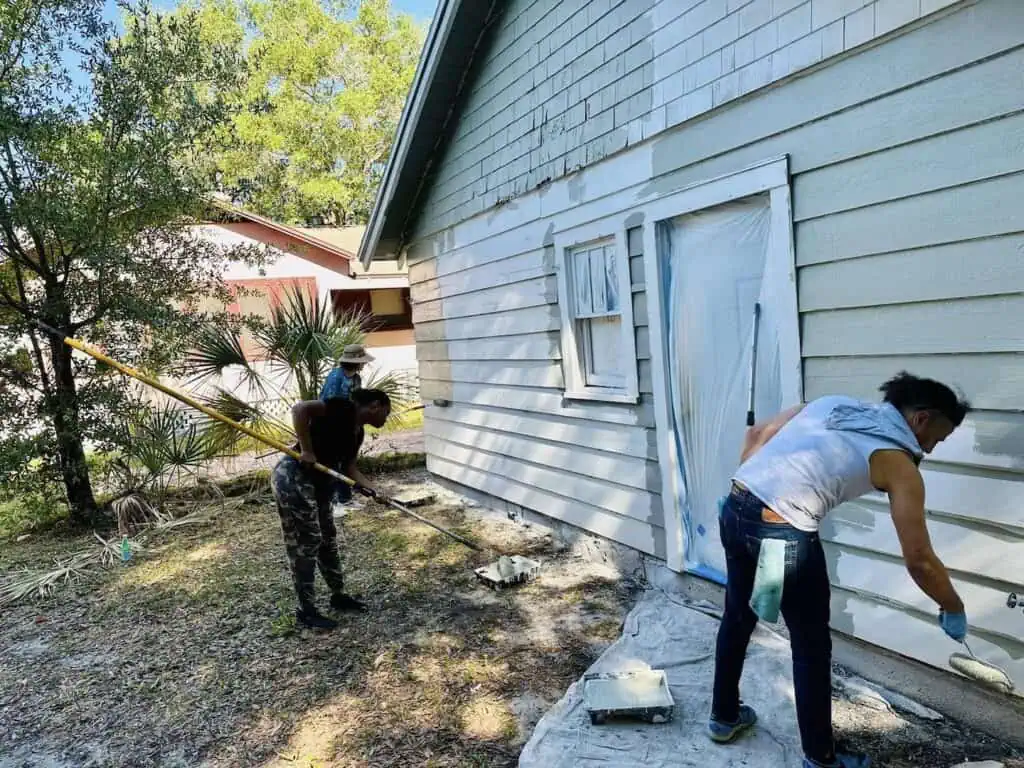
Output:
[34, 321, 481, 551]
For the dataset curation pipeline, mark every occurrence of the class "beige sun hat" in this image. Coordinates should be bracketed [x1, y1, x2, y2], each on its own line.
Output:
[338, 344, 375, 365]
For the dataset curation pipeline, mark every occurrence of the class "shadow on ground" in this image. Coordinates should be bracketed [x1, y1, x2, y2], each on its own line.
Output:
[0, 468, 634, 768]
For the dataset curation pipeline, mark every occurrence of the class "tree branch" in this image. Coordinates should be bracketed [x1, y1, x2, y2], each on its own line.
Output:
[0, 139, 52, 279]
[12, 259, 54, 402]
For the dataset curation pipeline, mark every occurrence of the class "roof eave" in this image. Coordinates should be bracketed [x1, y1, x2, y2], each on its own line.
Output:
[207, 199, 356, 275]
[358, 0, 463, 268]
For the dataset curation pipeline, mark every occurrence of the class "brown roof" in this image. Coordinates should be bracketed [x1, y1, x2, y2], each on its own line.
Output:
[295, 226, 365, 256]
[209, 200, 356, 261]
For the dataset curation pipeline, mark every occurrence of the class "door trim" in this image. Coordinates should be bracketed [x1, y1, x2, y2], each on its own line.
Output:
[641, 155, 803, 574]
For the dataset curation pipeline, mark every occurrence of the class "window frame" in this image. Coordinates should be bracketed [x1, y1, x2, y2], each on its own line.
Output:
[553, 220, 639, 404]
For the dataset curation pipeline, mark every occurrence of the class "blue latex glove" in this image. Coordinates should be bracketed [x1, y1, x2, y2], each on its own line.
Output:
[939, 610, 967, 642]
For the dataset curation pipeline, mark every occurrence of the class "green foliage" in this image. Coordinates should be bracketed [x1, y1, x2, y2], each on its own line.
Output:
[189, 0, 426, 225]
[187, 285, 412, 453]
[0, 0, 258, 523]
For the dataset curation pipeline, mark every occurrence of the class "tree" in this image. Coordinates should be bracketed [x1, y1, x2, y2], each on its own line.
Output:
[0, 0, 252, 526]
[192, 0, 425, 226]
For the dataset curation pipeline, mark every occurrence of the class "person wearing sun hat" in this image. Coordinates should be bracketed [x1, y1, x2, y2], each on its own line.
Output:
[321, 343, 375, 400]
[320, 344, 375, 512]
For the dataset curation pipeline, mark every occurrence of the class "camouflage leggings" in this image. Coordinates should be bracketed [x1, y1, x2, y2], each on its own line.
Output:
[271, 457, 345, 611]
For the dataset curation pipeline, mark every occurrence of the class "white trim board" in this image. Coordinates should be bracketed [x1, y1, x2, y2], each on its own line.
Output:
[641, 155, 803, 573]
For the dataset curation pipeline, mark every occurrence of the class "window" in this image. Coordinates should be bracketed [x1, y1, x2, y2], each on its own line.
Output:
[331, 287, 413, 331]
[554, 225, 638, 403]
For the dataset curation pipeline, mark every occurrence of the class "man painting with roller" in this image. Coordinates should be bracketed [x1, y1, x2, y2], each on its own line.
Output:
[271, 388, 391, 630]
[708, 372, 972, 768]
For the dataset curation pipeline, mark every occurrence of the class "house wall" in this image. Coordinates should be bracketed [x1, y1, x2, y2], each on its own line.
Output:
[405, 0, 1024, 687]
[418, 0, 965, 233]
[199, 225, 418, 379]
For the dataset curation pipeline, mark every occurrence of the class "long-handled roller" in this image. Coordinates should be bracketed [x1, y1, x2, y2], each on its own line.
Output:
[33, 321, 482, 552]
[949, 639, 1015, 694]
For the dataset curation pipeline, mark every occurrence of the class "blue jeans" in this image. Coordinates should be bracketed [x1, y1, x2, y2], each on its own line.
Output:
[712, 485, 835, 764]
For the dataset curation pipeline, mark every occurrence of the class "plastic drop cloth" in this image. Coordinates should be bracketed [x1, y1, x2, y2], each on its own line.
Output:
[518, 588, 806, 768]
[658, 195, 785, 578]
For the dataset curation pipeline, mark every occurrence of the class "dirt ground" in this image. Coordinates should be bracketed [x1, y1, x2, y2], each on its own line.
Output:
[0, 467, 633, 768]
[2, 460, 1022, 768]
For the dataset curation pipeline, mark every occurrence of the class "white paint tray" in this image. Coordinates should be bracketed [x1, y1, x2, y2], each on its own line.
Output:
[582, 668, 675, 725]
[474, 555, 541, 589]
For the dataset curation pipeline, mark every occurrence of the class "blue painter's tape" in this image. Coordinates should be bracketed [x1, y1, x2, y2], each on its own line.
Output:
[690, 564, 728, 586]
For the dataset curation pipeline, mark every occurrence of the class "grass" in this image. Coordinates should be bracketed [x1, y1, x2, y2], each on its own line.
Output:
[0, 493, 70, 541]
[0, 466, 633, 768]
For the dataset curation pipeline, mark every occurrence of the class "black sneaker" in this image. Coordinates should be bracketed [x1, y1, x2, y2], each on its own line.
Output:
[296, 607, 338, 630]
[330, 592, 367, 612]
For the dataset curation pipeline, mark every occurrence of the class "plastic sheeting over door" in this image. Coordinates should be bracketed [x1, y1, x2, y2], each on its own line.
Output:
[660, 196, 785, 578]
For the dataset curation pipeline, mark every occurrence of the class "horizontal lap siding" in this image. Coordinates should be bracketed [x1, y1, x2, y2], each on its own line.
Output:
[780, 18, 1024, 685]
[418, 0, 965, 235]
[621, 6, 1024, 675]
[411, 228, 665, 557]
[404, 0, 1024, 685]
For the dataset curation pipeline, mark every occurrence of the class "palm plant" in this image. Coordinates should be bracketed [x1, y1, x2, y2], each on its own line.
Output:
[185, 286, 413, 455]
[104, 402, 220, 532]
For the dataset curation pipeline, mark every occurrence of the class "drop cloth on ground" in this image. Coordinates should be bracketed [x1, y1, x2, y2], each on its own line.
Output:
[519, 587, 809, 768]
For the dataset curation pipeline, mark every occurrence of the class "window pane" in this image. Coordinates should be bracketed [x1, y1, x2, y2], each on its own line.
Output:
[370, 288, 405, 315]
[573, 249, 593, 316]
[604, 245, 620, 312]
[589, 248, 607, 315]
[582, 315, 624, 387]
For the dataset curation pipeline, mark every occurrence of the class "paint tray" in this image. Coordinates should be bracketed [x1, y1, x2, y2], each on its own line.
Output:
[583, 669, 675, 725]
[474, 555, 541, 589]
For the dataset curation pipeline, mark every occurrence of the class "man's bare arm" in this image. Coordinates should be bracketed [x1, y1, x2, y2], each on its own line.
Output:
[870, 449, 964, 614]
[740, 404, 804, 463]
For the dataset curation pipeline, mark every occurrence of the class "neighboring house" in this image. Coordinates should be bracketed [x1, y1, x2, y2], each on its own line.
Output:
[191, 201, 417, 404]
[359, 0, 1024, 694]
[149, 204, 418, 420]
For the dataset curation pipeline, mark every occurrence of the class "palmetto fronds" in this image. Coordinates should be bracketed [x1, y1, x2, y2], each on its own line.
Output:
[186, 285, 412, 430]
[197, 387, 293, 455]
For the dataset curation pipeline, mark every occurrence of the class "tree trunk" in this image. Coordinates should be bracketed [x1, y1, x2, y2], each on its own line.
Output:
[47, 336, 101, 526]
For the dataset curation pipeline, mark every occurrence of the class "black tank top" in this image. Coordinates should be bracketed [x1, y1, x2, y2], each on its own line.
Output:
[294, 398, 364, 487]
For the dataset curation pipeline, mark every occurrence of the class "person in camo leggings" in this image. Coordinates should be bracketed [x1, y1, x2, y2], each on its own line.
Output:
[272, 388, 391, 630]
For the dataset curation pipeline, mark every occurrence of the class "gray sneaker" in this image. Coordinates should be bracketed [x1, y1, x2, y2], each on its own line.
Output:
[708, 704, 757, 743]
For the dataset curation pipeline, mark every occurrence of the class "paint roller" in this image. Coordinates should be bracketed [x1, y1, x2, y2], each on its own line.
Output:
[948, 640, 1015, 694]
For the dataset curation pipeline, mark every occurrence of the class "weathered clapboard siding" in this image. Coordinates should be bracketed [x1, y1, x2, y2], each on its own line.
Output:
[804, 355, 1024, 412]
[427, 456, 667, 556]
[419, 0, 966, 232]
[428, 404, 659, 461]
[771, 3, 1024, 686]
[798, 234, 1024, 311]
[415, 233, 665, 554]
[404, 0, 1024, 687]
